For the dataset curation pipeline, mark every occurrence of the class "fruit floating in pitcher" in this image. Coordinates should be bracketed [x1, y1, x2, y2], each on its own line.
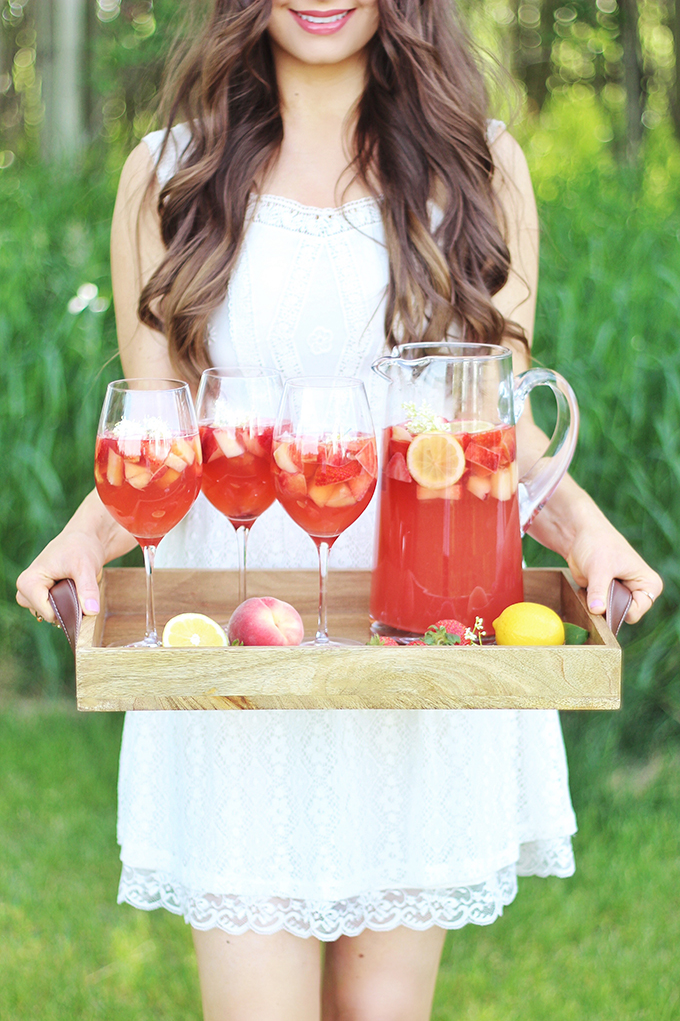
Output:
[370, 407, 523, 634]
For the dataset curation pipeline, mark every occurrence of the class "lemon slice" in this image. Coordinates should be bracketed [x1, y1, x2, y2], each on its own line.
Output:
[406, 432, 466, 490]
[450, 419, 495, 435]
[492, 602, 565, 646]
[162, 613, 228, 647]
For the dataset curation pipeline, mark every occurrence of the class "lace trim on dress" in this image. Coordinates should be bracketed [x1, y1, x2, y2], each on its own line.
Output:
[118, 839, 574, 941]
[249, 193, 383, 236]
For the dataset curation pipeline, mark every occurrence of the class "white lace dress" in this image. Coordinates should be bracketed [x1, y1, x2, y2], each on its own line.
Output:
[116, 126, 577, 940]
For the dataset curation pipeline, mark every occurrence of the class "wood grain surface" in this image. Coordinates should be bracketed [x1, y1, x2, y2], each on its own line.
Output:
[75, 568, 621, 712]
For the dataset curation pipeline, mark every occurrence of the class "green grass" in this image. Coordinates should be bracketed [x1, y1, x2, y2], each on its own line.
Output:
[1, 701, 679, 1019]
[0, 152, 133, 696]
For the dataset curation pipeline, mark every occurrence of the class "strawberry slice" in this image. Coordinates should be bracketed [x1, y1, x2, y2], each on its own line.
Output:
[200, 427, 220, 464]
[315, 460, 362, 485]
[385, 452, 412, 482]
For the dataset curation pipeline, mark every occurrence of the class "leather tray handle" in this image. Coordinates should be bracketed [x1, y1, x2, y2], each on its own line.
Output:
[48, 578, 83, 655]
[606, 578, 633, 638]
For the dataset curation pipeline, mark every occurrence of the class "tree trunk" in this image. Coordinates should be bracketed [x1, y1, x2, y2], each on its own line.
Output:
[669, 0, 680, 144]
[37, 0, 87, 159]
[619, 0, 644, 162]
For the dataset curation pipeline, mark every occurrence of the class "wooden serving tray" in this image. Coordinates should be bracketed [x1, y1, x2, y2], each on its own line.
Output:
[75, 568, 621, 712]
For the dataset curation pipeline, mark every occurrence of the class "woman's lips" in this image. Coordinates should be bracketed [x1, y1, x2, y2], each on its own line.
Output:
[290, 8, 356, 34]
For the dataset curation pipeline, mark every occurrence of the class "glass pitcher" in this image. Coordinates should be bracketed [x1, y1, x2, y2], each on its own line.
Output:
[370, 343, 579, 635]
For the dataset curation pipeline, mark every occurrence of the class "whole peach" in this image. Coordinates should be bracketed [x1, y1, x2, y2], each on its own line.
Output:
[227, 596, 305, 646]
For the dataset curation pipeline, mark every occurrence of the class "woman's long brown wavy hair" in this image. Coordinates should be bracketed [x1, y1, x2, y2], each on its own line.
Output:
[139, 0, 525, 384]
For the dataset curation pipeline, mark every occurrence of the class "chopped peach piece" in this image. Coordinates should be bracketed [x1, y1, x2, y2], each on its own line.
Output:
[348, 472, 373, 501]
[127, 468, 153, 490]
[273, 442, 302, 474]
[106, 448, 124, 487]
[278, 472, 307, 498]
[242, 433, 268, 458]
[307, 482, 337, 507]
[490, 462, 519, 501]
[171, 436, 196, 465]
[467, 474, 491, 501]
[155, 467, 181, 487]
[164, 452, 188, 472]
[214, 429, 245, 459]
[125, 460, 149, 480]
[416, 483, 462, 501]
[392, 425, 412, 443]
[325, 482, 357, 508]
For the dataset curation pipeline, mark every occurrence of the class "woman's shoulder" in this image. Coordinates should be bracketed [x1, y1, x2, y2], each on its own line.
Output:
[486, 118, 506, 145]
[140, 123, 193, 187]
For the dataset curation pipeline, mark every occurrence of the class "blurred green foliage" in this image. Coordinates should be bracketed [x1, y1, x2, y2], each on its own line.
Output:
[521, 94, 680, 762]
[0, 150, 122, 695]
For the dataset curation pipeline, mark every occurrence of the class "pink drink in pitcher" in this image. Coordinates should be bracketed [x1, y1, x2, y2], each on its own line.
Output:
[371, 420, 523, 633]
[370, 344, 579, 636]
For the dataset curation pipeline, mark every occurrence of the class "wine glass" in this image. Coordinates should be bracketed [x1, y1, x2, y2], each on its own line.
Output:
[94, 378, 202, 647]
[196, 367, 282, 605]
[272, 377, 378, 646]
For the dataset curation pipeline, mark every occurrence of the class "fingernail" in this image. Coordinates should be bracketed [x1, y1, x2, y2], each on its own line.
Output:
[84, 599, 100, 614]
[589, 599, 605, 611]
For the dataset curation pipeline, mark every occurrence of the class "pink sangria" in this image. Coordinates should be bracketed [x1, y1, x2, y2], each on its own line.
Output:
[274, 376, 377, 646]
[370, 343, 579, 637]
[370, 420, 522, 634]
[196, 367, 282, 605]
[95, 430, 202, 544]
[95, 378, 202, 646]
[200, 422, 275, 528]
[272, 434, 377, 541]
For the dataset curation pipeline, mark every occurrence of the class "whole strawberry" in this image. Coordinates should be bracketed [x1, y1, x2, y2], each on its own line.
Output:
[367, 635, 399, 646]
[427, 619, 471, 645]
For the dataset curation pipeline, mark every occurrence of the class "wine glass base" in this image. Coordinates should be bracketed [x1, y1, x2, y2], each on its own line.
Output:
[125, 635, 163, 649]
[301, 636, 362, 648]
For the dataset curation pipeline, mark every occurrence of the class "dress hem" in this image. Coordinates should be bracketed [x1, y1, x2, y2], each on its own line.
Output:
[117, 838, 575, 941]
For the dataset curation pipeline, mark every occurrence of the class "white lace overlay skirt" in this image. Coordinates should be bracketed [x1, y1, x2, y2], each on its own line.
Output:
[117, 499, 577, 940]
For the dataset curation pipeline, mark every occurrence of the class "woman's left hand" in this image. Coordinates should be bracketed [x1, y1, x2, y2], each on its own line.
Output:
[565, 511, 663, 625]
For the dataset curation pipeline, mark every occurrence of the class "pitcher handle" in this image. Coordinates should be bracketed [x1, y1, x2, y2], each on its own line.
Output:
[513, 368, 579, 535]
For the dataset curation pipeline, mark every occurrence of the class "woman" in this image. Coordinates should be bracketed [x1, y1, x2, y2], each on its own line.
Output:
[17, 1, 661, 1018]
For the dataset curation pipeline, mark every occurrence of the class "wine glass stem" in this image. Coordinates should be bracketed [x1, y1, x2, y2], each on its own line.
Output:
[235, 525, 251, 605]
[316, 540, 331, 644]
[142, 543, 159, 644]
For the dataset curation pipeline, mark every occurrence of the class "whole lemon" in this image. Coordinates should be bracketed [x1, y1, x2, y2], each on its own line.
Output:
[493, 602, 565, 646]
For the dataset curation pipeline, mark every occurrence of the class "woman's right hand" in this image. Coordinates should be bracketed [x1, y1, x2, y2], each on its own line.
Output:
[16, 530, 107, 623]
[15, 488, 137, 624]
